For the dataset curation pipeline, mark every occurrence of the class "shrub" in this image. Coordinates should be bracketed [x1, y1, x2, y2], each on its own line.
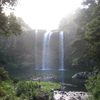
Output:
[31, 89, 50, 100]
[85, 72, 100, 100]
[21, 62, 33, 68]
[7, 63, 18, 68]
[12, 78, 20, 84]
[16, 81, 54, 100]
[0, 67, 9, 81]
[0, 89, 6, 97]
[16, 81, 39, 97]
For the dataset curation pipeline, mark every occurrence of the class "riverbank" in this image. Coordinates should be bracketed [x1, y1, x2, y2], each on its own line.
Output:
[0, 80, 61, 100]
[54, 91, 89, 100]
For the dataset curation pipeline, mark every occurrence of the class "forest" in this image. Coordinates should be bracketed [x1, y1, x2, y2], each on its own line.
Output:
[0, 0, 100, 100]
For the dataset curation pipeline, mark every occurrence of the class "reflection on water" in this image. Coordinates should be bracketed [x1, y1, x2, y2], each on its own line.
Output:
[8, 69, 87, 91]
[60, 71, 64, 83]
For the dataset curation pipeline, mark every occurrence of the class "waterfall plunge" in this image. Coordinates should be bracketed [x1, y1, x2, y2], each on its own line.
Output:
[59, 31, 64, 70]
[35, 30, 64, 70]
[42, 32, 52, 70]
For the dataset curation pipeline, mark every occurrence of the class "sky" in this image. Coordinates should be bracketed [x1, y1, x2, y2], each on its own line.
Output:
[14, 0, 83, 30]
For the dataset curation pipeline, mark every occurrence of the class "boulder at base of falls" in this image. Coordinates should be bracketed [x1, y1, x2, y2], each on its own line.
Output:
[72, 72, 88, 79]
[72, 70, 99, 79]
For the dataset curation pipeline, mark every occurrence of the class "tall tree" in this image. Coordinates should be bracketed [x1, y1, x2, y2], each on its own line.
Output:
[0, 0, 22, 36]
[0, 0, 22, 66]
[0, 0, 18, 6]
[84, 0, 100, 70]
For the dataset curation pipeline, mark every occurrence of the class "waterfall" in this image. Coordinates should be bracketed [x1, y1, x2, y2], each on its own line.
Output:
[46, 32, 52, 68]
[35, 30, 38, 69]
[59, 31, 64, 70]
[42, 32, 52, 70]
[42, 32, 49, 70]
[35, 30, 64, 70]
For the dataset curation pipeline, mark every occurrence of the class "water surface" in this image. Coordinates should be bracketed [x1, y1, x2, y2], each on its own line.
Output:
[9, 69, 87, 91]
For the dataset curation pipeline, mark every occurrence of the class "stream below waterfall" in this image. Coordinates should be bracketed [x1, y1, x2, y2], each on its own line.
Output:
[8, 69, 87, 92]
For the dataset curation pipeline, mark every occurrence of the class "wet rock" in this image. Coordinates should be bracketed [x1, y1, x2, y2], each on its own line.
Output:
[54, 91, 88, 100]
[72, 70, 99, 79]
[69, 97, 76, 100]
[60, 83, 77, 87]
[88, 70, 98, 77]
[72, 72, 88, 79]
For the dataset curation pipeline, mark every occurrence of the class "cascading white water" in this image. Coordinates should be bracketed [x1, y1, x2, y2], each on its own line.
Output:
[46, 32, 52, 68]
[42, 32, 52, 70]
[59, 31, 64, 70]
[42, 32, 49, 70]
[35, 30, 38, 69]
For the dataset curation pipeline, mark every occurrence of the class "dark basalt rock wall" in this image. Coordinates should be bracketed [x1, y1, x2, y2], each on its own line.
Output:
[13, 29, 77, 69]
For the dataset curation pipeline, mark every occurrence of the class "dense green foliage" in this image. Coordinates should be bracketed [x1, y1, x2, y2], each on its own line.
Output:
[0, 0, 23, 68]
[0, 80, 61, 100]
[0, 68, 61, 100]
[85, 16, 100, 70]
[0, 8, 22, 36]
[16, 81, 61, 100]
[85, 73, 100, 100]
[0, 67, 9, 81]
[59, 0, 100, 69]
[0, 0, 18, 6]
[59, 0, 100, 99]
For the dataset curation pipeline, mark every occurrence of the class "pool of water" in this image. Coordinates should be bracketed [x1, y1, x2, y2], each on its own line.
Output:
[8, 69, 87, 91]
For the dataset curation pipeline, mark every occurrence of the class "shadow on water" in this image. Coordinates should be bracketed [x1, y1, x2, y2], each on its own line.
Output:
[8, 69, 87, 92]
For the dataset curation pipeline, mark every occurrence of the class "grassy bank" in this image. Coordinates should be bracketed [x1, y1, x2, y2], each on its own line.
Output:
[0, 67, 61, 100]
[0, 80, 61, 100]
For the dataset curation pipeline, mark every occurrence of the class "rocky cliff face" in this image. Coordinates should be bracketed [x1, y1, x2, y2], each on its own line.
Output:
[21, 29, 77, 69]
